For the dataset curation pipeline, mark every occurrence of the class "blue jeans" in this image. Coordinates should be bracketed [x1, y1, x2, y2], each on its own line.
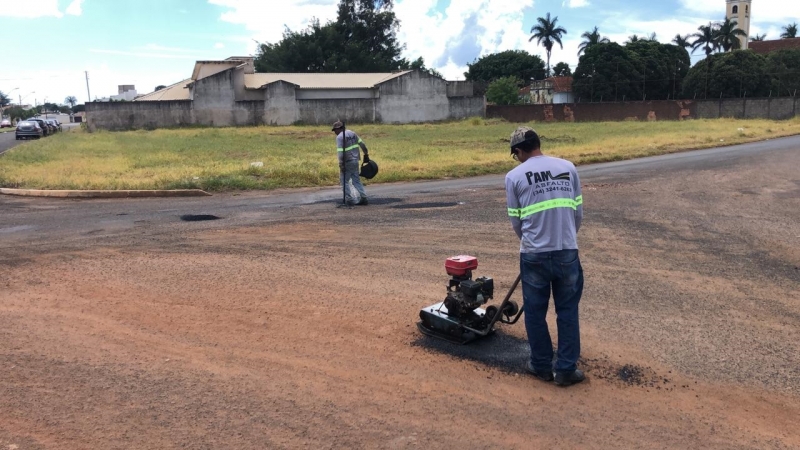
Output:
[520, 249, 583, 374]
[340, 160, 367, 204]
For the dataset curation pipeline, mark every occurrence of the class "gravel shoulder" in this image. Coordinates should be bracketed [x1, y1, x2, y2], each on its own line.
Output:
[0, 144, 798, 449]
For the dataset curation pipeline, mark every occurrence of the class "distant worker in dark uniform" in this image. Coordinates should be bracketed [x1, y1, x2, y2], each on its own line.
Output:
[332, 120, 370, 206]
[505, 126, 585, 387]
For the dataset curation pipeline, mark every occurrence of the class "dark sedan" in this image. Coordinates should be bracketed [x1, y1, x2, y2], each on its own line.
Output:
[15, 121, 45, 140]
[26, 118, 51, 136]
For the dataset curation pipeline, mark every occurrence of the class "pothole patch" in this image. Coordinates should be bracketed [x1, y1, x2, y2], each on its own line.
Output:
[179, 214, 222, 222]
[392, 202, 459, 210]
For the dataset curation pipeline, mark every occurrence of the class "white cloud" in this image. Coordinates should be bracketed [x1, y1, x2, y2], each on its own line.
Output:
[0, 0, 62, 18]
[395, 0, 535, 79]
[214, 42, 225, 49]
[66, 0, 85, 16]
[563, 0, 589, 8]
[89, 49, 200, 60]
[208, 0, 339, 44]
[208, 0, 535, 80]
[679, 0, 800, 24]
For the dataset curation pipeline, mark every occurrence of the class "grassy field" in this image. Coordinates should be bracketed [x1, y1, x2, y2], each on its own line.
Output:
[1, 117, 799, 191]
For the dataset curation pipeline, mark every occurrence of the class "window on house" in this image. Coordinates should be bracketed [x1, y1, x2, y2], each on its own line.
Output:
[732, 5, 738, 14]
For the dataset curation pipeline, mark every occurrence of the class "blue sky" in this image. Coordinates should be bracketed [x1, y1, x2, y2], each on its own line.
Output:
[1, 0, 797, 105]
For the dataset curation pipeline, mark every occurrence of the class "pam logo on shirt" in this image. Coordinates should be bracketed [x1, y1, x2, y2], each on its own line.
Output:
[525, 171, 570, 185]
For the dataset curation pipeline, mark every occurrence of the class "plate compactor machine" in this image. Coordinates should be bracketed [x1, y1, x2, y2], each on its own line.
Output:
[418, 255, 524, 344]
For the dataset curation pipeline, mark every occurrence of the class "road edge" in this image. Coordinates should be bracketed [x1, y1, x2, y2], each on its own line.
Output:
[0, 188, 212, 198]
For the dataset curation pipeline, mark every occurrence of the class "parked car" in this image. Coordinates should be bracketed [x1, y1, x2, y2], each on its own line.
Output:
[45, 119, 60, 133]
[15, 120, 44, 140]
[51, 119, 63, 131]
[0, 118, 11, 128]
[26, 118, 51, 136]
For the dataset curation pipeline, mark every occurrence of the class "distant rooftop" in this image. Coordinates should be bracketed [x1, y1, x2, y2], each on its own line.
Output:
[749, 37, 800, 55]
[243, 71, 413, 90]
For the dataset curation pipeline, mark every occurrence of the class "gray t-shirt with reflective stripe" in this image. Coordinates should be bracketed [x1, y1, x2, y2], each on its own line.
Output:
[336, 130, 363, 164]
[505, 155, 583, 253]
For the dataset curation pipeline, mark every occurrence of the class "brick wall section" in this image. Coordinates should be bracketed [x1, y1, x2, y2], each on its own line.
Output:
[489, 97, 800, 122]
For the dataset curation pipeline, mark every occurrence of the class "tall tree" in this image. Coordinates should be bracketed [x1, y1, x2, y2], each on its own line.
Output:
[0, 91, 10, 107]
[573, 42, 643, 102]
[692, 23, 720, 58]
[464, 50, 546, 84]
[646, 32, 658, 41]
[682, 50, 769, 98]
[716, 18, 747, 51]
[750, 33, 767, 42]
[64, 96, 78, 108]
[529, 12, 567, 77]
[626, 34, 641, 44]
[553, 62, 572, 76]
[672, 34, 692, 50]
[781, 22, 798, 39]
[485, 76, 521, 105]
[578, 27, 609, 56]
[766, 49, 800, 96]
[254, 0, 407, 73]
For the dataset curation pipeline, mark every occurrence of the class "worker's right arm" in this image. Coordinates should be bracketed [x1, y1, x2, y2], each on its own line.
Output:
[572, 166, 583, 233]
[505, 175, 523, 239]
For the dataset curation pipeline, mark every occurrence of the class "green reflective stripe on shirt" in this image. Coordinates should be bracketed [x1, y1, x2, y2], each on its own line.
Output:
[575, 195, 583, 205]
[517, 198, 581, 219]
[337, 144, 360, 152]
[508, 207, 520, 218]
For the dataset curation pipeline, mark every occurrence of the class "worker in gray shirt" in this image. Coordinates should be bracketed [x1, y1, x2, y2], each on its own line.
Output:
[505, 126, 585, 387]
[332, 120, 369, 206]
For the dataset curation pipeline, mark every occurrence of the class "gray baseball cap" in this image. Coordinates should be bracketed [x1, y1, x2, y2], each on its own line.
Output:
[331, 120, 344, 131]
[510, 126, 538, 150]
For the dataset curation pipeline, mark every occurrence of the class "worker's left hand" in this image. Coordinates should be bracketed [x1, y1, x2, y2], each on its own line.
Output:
[363, 154, 370, 163]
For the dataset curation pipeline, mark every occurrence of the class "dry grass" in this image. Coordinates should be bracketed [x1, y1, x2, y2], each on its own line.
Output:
[1, 117, 799, 190]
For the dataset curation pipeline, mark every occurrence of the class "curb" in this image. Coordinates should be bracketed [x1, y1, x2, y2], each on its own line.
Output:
[0, 188, 212, 198]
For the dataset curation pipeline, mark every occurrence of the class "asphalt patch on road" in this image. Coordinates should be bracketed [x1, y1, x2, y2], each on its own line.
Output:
[179, 214, 222, 222]
[581, 358, 675, 390]
[392, 202, 459, 210]
[412, 330, 530, 374]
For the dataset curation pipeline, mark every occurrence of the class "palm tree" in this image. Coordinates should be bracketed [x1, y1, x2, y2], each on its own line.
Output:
[750, 33, 767, 42]
[529, 12, 567, 77]
[692, 23, 720, 58]
[781, 22, 798, 39]
[646, 32, 658, 41]
[64, 96, 78, 108]
[716, 18, 747, 51]
[578, 26, 609, 55]
[672, 34, 692, 50]
[626, 34, 641, 44]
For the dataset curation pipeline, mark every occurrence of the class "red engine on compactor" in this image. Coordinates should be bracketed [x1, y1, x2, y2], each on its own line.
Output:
[417, 256, 523, 344]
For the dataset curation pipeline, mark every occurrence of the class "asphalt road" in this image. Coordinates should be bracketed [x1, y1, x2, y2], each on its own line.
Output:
[0, 121, 81, 155]
[1, 134, 798, 449]
[1, 134, 798, 241]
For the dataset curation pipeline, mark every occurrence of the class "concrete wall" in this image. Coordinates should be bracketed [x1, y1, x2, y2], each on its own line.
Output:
[695, 97, 800, 120]
[488, 100, 696, 122]
[446, 81, 474, 98]
[296, 89, 378, 100]
[87, 69, 485, 130]
[86, 101, 194, 131]
[264, 81, 299, 125]
[378, 71, 451, 123]
[297, 99, 376, 125]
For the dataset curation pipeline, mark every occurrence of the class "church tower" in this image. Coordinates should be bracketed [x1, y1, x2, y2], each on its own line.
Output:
[726, 0, 751, 50]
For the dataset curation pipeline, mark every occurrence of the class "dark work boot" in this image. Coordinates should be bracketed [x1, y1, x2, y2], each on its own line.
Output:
[526, 361, 554, 382]
[554, 369, 586, 387]
[357, 198, 369, 205]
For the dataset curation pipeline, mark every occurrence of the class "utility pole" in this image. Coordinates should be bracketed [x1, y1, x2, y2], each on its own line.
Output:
[85, 71, 91, 103]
